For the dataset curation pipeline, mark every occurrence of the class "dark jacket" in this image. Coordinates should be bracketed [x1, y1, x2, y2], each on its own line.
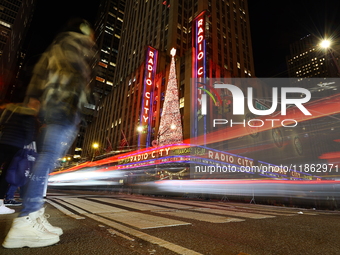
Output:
[25, 31, 97, 126]
[0, 103, 37, 148]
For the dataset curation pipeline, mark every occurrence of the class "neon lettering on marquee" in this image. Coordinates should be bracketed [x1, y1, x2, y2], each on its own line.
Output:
[194, 14, 206, 79]
[126, 147, 171, 163]
[138, 46, 158, 147]
[191, 11, 207, 137]
[207, 150, 254, 167]
[140, 46, 158, 126]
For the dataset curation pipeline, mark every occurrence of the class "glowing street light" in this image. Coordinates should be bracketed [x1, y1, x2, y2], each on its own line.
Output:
[320, 39, 331, 49]
[319, 38, 340, 76]
[92, 142, 99, 161]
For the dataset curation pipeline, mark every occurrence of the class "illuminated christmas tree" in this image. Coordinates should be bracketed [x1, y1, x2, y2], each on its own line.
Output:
[157, 48, 183, 146]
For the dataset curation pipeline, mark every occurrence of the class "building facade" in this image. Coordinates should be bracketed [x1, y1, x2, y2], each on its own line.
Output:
[73, 0, 126, 160]
[0, 0, 37, 102]
[92, 0, 126, 106]
[287, 34, 340, 79]
[82, 0, 255, 158]
[286, 34, 340, 164]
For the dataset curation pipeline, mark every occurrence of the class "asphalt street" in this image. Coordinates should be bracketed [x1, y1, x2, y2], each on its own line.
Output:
[1, 190, 340, 255]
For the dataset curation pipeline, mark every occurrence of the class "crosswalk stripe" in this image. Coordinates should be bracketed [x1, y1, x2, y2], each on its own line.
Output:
[85, 213, 203, 255]
[107, 228, 135, 241]
[222, 204, 318, 216]
[191, 208, 275, 219]
[101, 211, 191, 229]
[47, 194, 316, 255]
[90, 197, 163, 211]
[55, 197, 191, 229]
[156, 209, 245, 223]
[47, 199, 86, 219]
[214, 205, 298, 216]
[120, 197, 195, 210]
[218, 202, 318, 215]
[182, 203, 279, 218]
[51, 195, 320, 229]
[132, 197, 286, 217]
[59, 197, 127, 213]
[65, 196, 274, 221]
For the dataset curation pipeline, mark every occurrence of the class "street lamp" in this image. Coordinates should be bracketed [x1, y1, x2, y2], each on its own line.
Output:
[92, 142, 99, 161]
[320, 39, 331, 49]
[137, 126, 143, 133]
[319, 38, 340, 76]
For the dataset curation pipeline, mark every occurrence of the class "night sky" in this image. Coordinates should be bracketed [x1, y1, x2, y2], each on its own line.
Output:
[248, 0, 340, 77]
[23, 0, 340, 78]
[23, 0, 100, 63]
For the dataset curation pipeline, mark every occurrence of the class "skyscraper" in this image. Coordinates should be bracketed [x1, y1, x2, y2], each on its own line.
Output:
[287, 34, 340, 79]
[73, 0, 126, 159]
[82, 0, 255, 158]
[92, 0, 126, 106]
[0, 0, 37, 102]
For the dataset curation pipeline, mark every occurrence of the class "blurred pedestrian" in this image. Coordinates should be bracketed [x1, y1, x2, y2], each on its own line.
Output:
[4, 184, 22, 206]
[0, 99, 39, 215]
[3, 18, 97, 249]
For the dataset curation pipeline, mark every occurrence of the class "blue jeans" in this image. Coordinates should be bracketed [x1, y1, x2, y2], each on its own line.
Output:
[6, 185, 19, 200]
[20, 124, 77, 216]
[0, 144, 21, 199]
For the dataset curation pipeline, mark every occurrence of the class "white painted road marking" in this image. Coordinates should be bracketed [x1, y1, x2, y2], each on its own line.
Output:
[47, 195, 318, 255]
[101, 211, 191, 229]
[86, 213, 203, 255]
[91, 197, 163, 211]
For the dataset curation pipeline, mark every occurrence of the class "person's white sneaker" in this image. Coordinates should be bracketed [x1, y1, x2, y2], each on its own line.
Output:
[0, 204, 15, 214]
[2, 210, 59, 248]
[37, 208, 63, 236]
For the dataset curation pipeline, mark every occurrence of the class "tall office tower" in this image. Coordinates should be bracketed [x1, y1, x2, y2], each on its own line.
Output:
[287, 34, 340, 79]
[72, 0, 126, 160]
[92, 0, 126, 106]
[0, 0, 24, 58]
[286, 34, 340, 163]
[0, 0, 37, 101]
[82, 0, 254, 158]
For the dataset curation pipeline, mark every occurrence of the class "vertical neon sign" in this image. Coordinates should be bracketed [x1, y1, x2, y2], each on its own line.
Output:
[139, 46, 158, 147]
[196, 15, 206, 79]
[192, 11, 207, 138]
